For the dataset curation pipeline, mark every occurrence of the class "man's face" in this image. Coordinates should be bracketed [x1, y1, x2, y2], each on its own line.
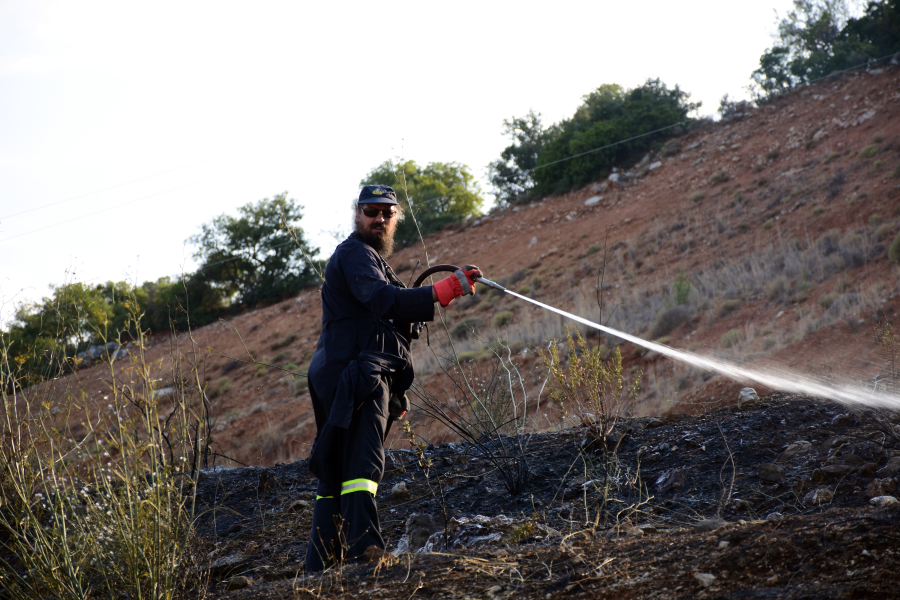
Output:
[355, 203, 399, 257]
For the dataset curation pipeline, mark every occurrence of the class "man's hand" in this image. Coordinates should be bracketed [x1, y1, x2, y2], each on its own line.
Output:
[433, 265, 483, 307]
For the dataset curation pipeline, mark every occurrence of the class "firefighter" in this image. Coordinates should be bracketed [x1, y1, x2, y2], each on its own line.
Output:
[304, 184, 481, 571]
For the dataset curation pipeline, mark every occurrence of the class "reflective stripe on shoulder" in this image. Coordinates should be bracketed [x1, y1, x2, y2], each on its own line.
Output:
[340, 479, 378, 496]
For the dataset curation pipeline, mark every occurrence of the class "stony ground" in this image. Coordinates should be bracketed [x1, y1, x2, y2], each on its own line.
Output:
[196, 392, 900, 599]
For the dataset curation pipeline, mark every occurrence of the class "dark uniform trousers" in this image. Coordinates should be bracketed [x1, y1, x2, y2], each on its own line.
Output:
[305, 379, 390, 571]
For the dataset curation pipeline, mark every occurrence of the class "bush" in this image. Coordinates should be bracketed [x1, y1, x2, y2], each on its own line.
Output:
[530, 275, 543, 290]
[208, 376, 232, 398]
[763, 219, 774, 230]
[672, 270, 690, 305]
[586, 243, 602, 255]
[767, 274, 790, 302]
[860, 144, 879, 159]
[891, 164, 900, 179]
[492, 311, 514, 328]
[709, 169, 731, 185]
[689, 190, 705, 202]
[450, 317, 483, 340]
[650, 305, 692, 339]
[889, 233, 900, 265]
[721, 329, 743, 348]
[271, 332, 298, 350]
[660, 139, 681, 157]
[716, 299, 743, 318]
[532, 79, 697, 196]
[812, 205, 824, 216]
[819, 292, 838, 309]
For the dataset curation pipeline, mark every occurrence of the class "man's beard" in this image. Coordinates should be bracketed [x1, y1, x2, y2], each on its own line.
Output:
[356, 218, 396, 258]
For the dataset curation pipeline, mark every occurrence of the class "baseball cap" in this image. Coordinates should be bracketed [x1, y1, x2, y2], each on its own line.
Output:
[358, 184, 399, 206]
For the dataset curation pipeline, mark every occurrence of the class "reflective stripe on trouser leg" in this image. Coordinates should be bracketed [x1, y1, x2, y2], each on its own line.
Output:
[341, 478, 378, 496]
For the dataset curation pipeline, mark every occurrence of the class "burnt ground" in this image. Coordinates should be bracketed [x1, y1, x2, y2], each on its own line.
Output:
[195, 392, 900, 599]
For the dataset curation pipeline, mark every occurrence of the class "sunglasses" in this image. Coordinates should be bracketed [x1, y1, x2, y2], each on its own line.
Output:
[361, 207, 397, 219]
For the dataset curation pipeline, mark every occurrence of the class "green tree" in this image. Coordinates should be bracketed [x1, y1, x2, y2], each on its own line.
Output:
[487, 110, 555, 204]
[533, 79, 696, 196]
[5, 283, 113, 383]
[751, 0, 900, 97]
[189, 193, 319, 308]
[361, 160, 485, 245]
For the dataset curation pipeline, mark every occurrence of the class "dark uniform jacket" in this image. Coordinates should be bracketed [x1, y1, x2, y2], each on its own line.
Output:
[306, 232, 433, 484]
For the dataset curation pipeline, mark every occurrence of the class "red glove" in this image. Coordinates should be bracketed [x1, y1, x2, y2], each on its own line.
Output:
[433, 265, 482, 307]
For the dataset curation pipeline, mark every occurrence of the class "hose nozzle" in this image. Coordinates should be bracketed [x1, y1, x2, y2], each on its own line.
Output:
[474, 276, 506, 292]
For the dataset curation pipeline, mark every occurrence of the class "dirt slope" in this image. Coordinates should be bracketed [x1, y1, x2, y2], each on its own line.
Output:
[48, 65, 900, 467]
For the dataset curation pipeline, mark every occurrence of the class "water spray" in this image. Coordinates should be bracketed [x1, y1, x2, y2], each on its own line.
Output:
[474, 275, 900, 411]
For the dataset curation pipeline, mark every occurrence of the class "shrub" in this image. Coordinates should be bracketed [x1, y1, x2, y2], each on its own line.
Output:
[812, 206, 824, 216]
[889, 233, 900, 265]
[766, 149, 781, 161]
[716, 299, 743, 318]
[721, 329, 743, 348]
[874, 222, 896, 241]
[689, 190, 705, 202]
[892, 164, 900, 179]
[450, 317, 483, 340]
[208, 376, 232, 398]
[872, 133, 885, 144]
[650, 305, 692, 339]
[492, 311, 514, 328]
[586, 243, 602, 255]
[709, 169, 731, 185]
[763, 219, 774, 230]
[221, 359, 242, 374]
[818, 292, 838, 308]
[860, 144, 879, 159]
[660, 139, 681, 157]
[767, 274, 790, 302]
[672, 270, 690, 305]
[530, 275, 543, 290]
[271, 332, 298, 350]
[255, 364, 267, 377]
[824, 151, 840, 163]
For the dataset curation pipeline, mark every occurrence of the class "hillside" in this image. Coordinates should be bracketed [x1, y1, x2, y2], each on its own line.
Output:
[40, 64, 900, 468]
[195, 392, 900, 599]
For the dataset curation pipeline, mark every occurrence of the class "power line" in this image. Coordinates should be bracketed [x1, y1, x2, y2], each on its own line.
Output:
[1, 151, 238, 221]
[0, 175, 219, 244]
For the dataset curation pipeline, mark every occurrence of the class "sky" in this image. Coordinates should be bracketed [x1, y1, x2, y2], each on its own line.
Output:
[0, 0, 797, 326]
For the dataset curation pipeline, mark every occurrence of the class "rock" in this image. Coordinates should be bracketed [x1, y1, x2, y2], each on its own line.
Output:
[420, 515, 559, 553]
[876, 456, 900, 478]
[778, 440, 812, 462]
[646, 417, 667, 428]
[870, 495, 898, 507]
[225, 576, 252, 590]
[758, 463, 785, 484]
[831, 413, 852, 427]
[732, 498, 752, 511]
[405, 513, 440, 553]
[204, 554, 250, 578]
[637, 523, 658, 534]
[842, 454, 865, 467]
[627, 527, 644, 537]
[861, 462, 880, 477]
[693, 572, 716, 587]
[766, 512, 783, 521]
[608, 173, 622, 185]
[693, 517, 726, 532]
[287, 499, 312, 512]
[391, 482, 410, 498]
[718, 540, 730, 549]
[361, 545, 389, 563]
[656, 468, 687, 493]
[821, 464, 856, 480]
[738, 388, 759, 408]
[528, 236, 537, 247]
[648, 161, 662, 170]
[591, 182, 609, 193]
[584, 196, 603, 207]
[803, 487, 834, 505]
[866, 478, 897, 499]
